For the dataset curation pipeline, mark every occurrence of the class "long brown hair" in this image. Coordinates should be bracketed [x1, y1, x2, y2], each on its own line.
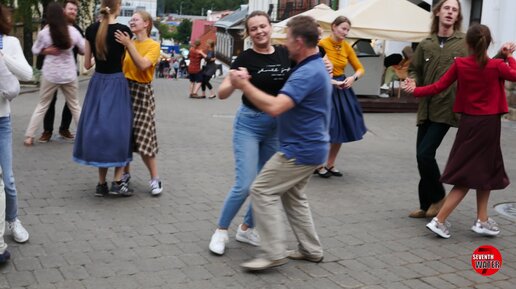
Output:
[96, 0, 121, 60]
[331, 15, 352, 29]
[0, 4, 12, 35]
[466, 24, 491, 68]
[430, 0, 462, 35]
[47, 2, 71, 50]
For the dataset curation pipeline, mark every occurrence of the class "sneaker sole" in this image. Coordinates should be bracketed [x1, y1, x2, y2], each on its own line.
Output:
[151, 188, 163, 196]
[13, 235, 29, 243]
[471, 226, 500, 236]
[426, 223, 450, 239]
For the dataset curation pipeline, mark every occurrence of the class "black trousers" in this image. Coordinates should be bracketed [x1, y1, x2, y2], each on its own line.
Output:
[201, 74, 213, 92]
[43, 91, 72, 132]
[416, 120, 450, 211]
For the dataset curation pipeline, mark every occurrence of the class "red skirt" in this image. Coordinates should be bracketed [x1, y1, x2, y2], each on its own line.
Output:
[440, 114, 509, 190]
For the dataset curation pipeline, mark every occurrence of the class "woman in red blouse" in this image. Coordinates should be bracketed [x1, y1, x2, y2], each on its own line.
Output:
[404, 24, 516, 239]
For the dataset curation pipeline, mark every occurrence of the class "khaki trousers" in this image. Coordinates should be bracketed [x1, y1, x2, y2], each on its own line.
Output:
[250, 152, 323, 260]
[25, 77, 81, 138]
[0, 167, 7, 254]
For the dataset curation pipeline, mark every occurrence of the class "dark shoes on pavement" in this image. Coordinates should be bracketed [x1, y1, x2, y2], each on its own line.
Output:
[314, 166, 343, 178]
[59, 129, 75, 140]
[38, 130, 74, 143]
[38, 131, 52, 143]
[0, 250, 11, 264]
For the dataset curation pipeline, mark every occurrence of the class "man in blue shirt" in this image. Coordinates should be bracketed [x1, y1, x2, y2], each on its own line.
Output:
[229, 15, 332, 271]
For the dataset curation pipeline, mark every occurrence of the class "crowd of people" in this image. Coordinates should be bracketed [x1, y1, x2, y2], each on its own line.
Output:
[0, 0, 514, 274]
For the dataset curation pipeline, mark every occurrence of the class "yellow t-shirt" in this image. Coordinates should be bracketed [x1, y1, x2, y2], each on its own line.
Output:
[318, 36, 365, 77]
[123, 38, 161, 83]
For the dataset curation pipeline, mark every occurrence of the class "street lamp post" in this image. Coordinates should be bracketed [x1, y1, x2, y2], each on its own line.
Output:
[180, 1, 185, 15]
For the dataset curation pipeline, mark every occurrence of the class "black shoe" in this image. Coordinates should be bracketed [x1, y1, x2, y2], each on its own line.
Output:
[0, 250, 11, 263]
[326, 166, 343, 177]
[95, 183, 109, 197]
[314, 167, 331, 178]
[110, 181, 134, 197]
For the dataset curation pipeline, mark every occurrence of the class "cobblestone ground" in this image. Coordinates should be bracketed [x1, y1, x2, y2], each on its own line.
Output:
[1, 77, 515, 289]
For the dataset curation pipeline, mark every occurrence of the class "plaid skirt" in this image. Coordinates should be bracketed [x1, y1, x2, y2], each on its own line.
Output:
[128, 80, 158, 157]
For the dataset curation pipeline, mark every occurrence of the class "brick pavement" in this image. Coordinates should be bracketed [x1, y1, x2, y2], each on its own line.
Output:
[1, 77, 515, 288]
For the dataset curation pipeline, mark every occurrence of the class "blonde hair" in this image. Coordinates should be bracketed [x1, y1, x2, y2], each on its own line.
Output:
[135, 10, 153, 37]
[96, 0, 121, 60]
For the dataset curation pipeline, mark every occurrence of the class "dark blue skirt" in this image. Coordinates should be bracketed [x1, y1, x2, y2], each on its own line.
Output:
[329, 76, 367, 143]
[73, 72, 133, 167]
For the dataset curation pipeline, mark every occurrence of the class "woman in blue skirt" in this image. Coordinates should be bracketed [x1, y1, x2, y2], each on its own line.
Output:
[317, 16, 367, 178]
[73, 0, 133, 197]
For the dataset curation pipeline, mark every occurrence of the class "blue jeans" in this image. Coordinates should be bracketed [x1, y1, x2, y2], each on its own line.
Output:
[0, 116, 17, 221]
[218, 105, 278, 229]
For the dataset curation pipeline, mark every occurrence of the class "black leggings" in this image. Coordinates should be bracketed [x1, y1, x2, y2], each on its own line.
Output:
[201, 75, 213, 91]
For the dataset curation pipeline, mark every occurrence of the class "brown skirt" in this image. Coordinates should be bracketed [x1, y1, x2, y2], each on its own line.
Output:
[440, 114, 509, 190]
[128, 80, 158, 157]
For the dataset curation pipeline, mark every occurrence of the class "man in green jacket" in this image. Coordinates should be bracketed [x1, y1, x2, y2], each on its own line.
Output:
[407, 0, 467, 218]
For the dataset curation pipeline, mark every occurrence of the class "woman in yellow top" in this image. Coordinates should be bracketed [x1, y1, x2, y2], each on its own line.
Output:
[316, 16, 367, 178]
[115, 11, 163, 195]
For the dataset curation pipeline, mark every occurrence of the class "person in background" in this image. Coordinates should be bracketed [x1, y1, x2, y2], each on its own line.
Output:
[188, 40, 206, 98]
[209, 11, 291, 256]
[200, 39, 217, 99]
[407, 0, 467, 219]
[73, 0, 134, 197]
[115, 10, 163, 196]
[1, 45, 22, 259]
[0, 3, 33, 244]
[316, 16, 366, 178]
[379, 46, 413, 98]
[403, 25, 516, 239]
[38, 0, 84, 143]
[25, 1, 84, 146]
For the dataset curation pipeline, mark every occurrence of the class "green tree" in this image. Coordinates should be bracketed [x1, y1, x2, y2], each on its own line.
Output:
[173, 18, 192, 44]
[156, 22, 175, 40]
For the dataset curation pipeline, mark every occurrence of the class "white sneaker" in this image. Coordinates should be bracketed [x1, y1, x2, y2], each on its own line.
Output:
[426, 217, 451, 239]
[149, 179, 163, 196]
[235, 224, 260, 246]
[209, 229, 229, 255]
[7, 218, 29, 243]
[380, 84, 390, 90]
[378, 93, 390, 98]
[471, 218, 500, 236]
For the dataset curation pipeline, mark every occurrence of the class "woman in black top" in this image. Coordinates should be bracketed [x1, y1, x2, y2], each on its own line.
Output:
[73, 0, 134, 197]
[208, 11, 292, 256]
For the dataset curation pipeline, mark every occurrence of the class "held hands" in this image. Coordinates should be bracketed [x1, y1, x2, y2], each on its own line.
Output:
[499, 42, 516, 58]
[229, 67, 251, 89]
[401, 78, 416, 94]
[114, 30, 131, 47]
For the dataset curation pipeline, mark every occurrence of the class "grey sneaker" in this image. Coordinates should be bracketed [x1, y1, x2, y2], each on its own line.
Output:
[235, 224, 260, 246]
[471, 218, 500, 236]
[149, 179, 163, 196]
[287, 250, 323, 263]
[110, 181, 133, 197]
[7, 218, 29, 243]
[426, 217, 451, 238]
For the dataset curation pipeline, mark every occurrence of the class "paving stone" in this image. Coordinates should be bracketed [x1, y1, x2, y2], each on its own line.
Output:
[5, 78, 516, 288]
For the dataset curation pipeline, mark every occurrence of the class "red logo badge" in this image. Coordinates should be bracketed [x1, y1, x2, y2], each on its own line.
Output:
[471, 245, 502, 276]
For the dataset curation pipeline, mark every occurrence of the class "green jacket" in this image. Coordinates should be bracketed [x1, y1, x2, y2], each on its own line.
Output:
[408, 31, 467, 127]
